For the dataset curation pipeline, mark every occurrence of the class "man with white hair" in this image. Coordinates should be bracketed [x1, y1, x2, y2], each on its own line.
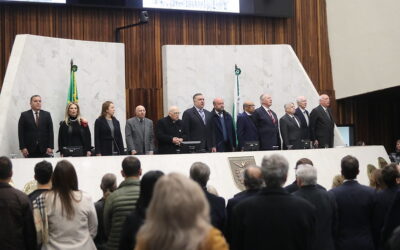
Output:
[279, 102, 302, 149]
[231, 154, 316, 250]
[309, 94, 335, 148]
[293, 164, 337, 250]
[252, 94, 281, 150]
[155, 106, 185, 154]
[295, 96, 311, 143]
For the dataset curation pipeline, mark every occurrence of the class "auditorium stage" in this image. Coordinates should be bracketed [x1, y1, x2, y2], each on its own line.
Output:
[10, 146, 389, 201]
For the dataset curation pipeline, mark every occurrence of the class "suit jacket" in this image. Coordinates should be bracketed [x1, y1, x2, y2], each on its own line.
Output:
[204, 189, 226, 235]
[182, 106, 215, 151]
[310, 105, 335, 148]
[125, 117, 154, 154]
[294, 185, 337, 250]
[295, 107, 311, 140]
[211, 109, 236, 152]
[58, 120, 92, 154]
[226, 189, 259, 244]
[236, 112, 258, 150]
[381, 190, 400, 248]
[252, 106, 280, 150]
[18, 109, 54, 154]
[231, 187, 316, 250]
[155, 116, 185, 154]
[279, 113, 302, 149]
[330, 180, 375, 250]
[94, 116, 124, 155]
[284, 180, 326, 193]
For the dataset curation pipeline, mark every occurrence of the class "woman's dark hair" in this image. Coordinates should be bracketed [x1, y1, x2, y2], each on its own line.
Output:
[99, 101, 113, 118]
[51, 160, 79, 220]
[135, 170, 164, 217]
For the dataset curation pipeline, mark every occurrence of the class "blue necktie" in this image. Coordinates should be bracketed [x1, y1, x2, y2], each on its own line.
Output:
[199, 109, 206, 125]
[219, 113, 228, 141]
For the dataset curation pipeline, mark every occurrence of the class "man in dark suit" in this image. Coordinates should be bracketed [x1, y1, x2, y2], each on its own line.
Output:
[294, 164, 337, 250]
[279, 102, 302, 149]
[155, 106, 185, 154]
[231, 154, 316, 250]
[310, 94, 335, 148]
[182, 93, 216, 152]
[236, 101, 258, 151]
[18, 95, 54, 158]
[373, 164, 399, 250]
[125, 105, 155, 155]
[295, 96, 311, 144]
[252, 94, 280, 150]
[211, 98, 236, 152]
[226, 166, 262, 243]
[190, 162, 226, 234]
[330, 155, 375, 250]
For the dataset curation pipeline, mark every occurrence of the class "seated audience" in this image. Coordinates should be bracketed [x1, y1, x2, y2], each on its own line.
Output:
[28, 160, 53, 202]
[0, 156, 37, 250]
[190, 162, 226, 234]
[373, 163, 400, 250]
[294, 164, 337, 250]
[226, 166, 263, 243]
[330, 155, 375, 250]
[119, 170, 164, 250]
[104, 156, 141, 250]
[231, 154, 316, 250]
[41, 160, 97, 250]
[94, 173, 117, 250]
[135, 173, 228, 250]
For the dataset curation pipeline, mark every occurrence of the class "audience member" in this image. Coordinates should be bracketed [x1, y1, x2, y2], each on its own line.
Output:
[293, 164, 337, 250]
[330, 155, 375, 250]
[231, 154, 316, 250]
[382, 191, 400, 250]
[190, 162, 226, 234]
[389, 139, 400, 163]
[284, 158, 325, 193]
[226, 166, 263, 243]
[332, 174, 344, 188]
[370, 168, 386, 190]
[135, 173, 228, 250]
[119, 170, 164, 250]
[0, 156, 37, 250]
[104, 156, 141, 250]
[41, 160, 97, 249]
[28, 160, 53, 202]
[94, 173, 117, 250]
[388, 226, 400, 250]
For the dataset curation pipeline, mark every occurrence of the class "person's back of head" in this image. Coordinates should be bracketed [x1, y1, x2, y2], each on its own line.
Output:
[332, 174, 344, 188]
[138, 173, 211, 250]
[100, 173, 117, 199]
[190, 162, 210, 188]
[0, 156, 12, 182]
[296, 164, 317, 187]
[243, 166, 263, 190]
[382, 163, 399, 189]
[261, 154, 289, 188]
[341, 155, 359, 180]
[34, 160, 53, 185]
[295, 158, 314, 169]
[136, 170, 164, 214]
[122, 156, 141, 178]
[51, 160, 79, 220]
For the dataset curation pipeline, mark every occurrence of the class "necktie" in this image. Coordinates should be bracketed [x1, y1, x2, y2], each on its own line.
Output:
[199, 109, 206, 125]
[267, 110, 276, 124]
[35, 111, 39, 127]
[303, 110, 309, 126]
[292, 116, 300, 128]
[324, 108, 331, 120]
[219, 113, 228, 141]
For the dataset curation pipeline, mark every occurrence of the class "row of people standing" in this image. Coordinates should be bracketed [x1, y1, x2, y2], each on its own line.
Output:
[18, 92, 335, 158]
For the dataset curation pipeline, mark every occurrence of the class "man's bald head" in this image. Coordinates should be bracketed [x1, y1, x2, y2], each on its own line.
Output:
[168, 106, 180, 121]
[296, 96, 307, 109]
[319, 94, 330, 108]
[213, 97, 225, 112]
[135, 105, 146, 118]
[243, 101, 255, 114]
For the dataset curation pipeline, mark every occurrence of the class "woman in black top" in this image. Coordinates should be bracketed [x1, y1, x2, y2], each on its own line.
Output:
[58, 102, 92, 156]
[94, 101, 124, 156]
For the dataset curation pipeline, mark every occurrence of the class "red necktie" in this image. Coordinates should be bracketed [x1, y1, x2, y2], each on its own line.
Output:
[268, 110, 276, 124]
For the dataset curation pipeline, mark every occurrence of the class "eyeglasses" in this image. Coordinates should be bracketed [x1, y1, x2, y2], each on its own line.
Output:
[172, 112, 180, 115]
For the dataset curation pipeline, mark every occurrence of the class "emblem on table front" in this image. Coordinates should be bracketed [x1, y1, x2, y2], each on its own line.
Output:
[228, 156, 257, 191]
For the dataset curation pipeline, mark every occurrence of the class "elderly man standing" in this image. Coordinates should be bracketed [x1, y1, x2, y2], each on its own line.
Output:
[252, 94, 280, 150]
[279, 102, 302, 149]
[125, 105, 155, 155]
[295, 96, 311, 143]
[236, 101, 258, 151]
[156, 106, 185, 154]
[211, 97, 236, 152]
[310, 94, 335, 148]
[231, 154, 316, 250]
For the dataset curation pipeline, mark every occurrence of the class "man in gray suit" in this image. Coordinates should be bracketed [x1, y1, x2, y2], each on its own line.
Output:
[279, 102, 302, 149]
[125, 105, 155, 155]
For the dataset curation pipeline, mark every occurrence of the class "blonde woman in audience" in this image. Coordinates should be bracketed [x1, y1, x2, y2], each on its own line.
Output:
[135, 173, 228, 250]
[41, 160, 97, 250]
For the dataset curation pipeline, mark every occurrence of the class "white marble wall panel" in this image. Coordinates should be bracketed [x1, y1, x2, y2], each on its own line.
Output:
[163, 45, 344, 146]
[0, 35, 126, 157]
[10, 146, 389, 201]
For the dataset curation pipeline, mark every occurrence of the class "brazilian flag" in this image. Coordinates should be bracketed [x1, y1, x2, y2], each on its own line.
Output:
[67, 60, 78, 103]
